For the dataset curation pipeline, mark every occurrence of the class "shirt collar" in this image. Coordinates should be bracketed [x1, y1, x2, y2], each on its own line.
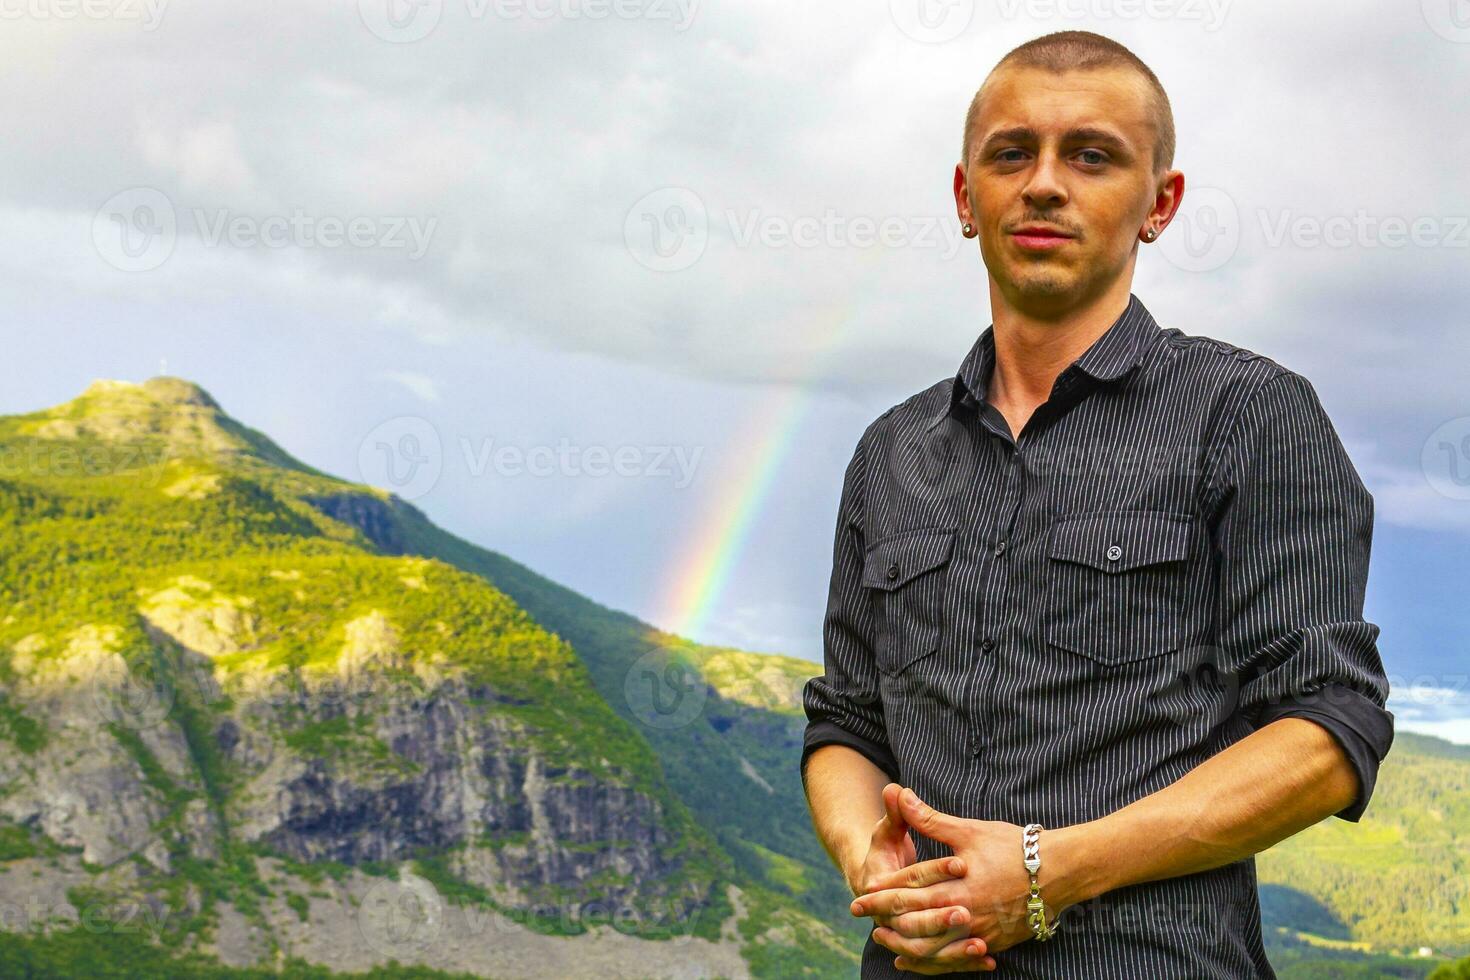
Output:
[929, 292, 1161, 430]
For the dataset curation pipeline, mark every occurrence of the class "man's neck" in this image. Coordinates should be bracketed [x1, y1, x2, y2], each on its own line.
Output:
[984, 282, 1133, 435]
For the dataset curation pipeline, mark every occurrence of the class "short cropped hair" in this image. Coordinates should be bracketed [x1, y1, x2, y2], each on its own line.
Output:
[962, 31, 1175, 175]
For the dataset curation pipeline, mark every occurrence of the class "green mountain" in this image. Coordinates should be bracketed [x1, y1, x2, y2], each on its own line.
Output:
[0, 376, 1465, 979]
[0, 377, 853, 977]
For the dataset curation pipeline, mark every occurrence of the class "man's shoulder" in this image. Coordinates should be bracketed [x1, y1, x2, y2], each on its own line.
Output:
[864, 377, 954, 436]
[1152, 326, 1315, 402]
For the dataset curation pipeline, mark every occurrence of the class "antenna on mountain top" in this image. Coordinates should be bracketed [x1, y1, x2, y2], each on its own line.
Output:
[159, 357, 167, 376]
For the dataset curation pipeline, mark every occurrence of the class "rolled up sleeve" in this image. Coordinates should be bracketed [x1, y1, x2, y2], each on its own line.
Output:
[801, 423, 900, 786]
[1210, 371, 1393, 821]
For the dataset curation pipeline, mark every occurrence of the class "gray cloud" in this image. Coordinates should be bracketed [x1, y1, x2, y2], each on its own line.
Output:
[1, 1, 1467, 529]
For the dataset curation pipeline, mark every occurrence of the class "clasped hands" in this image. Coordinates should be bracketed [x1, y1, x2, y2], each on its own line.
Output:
[846, 783, 1044, 975]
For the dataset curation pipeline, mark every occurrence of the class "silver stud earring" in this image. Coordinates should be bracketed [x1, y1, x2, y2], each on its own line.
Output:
[963, 223, 974, 237]
[1144, 228, 1157, 240]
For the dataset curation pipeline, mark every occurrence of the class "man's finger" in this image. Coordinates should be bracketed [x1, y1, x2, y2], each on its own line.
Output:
[870, 922, 964, 963]
[896, 787, 967, 847]
[851, 882, 963, 919]
[862, 855, 966, 894]
[894, 936, 996, 974]
[881, 783, 907, 833]
[882, 904, 971, 939]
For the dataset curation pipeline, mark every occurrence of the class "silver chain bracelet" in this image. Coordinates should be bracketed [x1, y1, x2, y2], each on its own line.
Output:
[1022, 823, 1059, 942]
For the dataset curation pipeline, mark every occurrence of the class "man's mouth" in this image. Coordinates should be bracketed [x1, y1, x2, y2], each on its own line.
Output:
[1010, 225, 1076, 251]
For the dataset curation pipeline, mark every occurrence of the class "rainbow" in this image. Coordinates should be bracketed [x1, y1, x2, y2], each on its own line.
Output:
[656, 247, 891, 645]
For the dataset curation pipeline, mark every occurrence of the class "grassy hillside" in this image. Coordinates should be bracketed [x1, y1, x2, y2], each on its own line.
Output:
[0, 378, 855, 977]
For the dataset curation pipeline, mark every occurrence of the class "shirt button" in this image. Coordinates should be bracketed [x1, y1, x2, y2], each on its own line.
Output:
[1106, 544, 1123, 562]
[993, 539, 1007, 557]
[886, 561, 900, 581]
[981, 637, 995, 653]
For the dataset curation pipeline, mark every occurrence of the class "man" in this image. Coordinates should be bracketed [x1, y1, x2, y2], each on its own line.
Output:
[799, 30, 1393, 979]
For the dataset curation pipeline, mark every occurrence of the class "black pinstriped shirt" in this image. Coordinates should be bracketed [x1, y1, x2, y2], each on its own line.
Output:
[800, 293, 1394, 979]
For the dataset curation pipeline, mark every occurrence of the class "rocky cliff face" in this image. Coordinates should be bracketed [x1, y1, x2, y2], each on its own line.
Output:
[300, 493, 409, 555]
[0, 621, 745, 975]
[0, 603, 714, 935]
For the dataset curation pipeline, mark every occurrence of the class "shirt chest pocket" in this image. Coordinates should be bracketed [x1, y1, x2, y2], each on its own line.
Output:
[861, 527, 957, 677]
[1044, 510, 1194, 666]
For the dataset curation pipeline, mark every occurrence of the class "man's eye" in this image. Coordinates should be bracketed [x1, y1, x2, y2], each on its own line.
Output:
[996, 149, 1027, 163]
[1077, 150, 1107, 165]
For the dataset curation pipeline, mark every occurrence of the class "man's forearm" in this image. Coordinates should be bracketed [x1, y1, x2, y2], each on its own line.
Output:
[1045, 718, 1360, 909]
[803, 743, 891, 892]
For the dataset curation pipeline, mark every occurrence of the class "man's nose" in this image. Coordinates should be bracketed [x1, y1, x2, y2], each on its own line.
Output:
[1022, 153, 1069, 209]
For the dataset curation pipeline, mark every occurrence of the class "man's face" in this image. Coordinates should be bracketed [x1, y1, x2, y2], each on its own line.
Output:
[957, 65, 1163, 312]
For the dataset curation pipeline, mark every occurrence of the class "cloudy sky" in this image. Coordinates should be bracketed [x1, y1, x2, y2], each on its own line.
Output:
[2, 0, 1467, 738]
